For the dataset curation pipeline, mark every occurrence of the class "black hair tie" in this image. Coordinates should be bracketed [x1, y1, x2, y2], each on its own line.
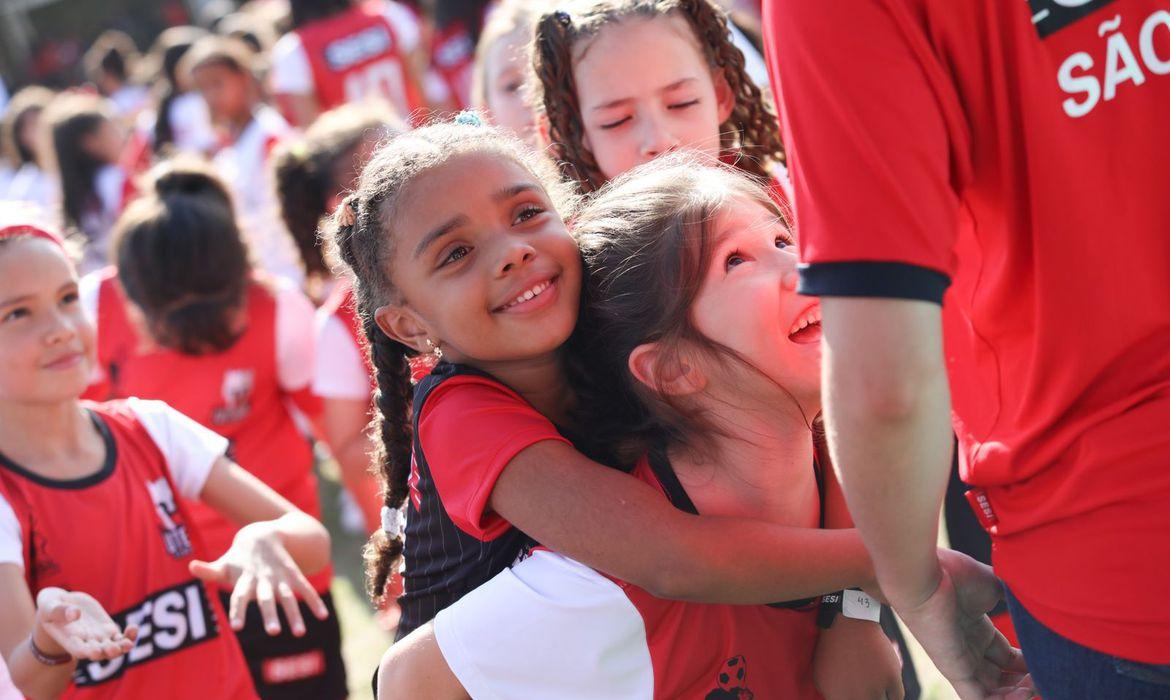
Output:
[555, 10, 572, 27]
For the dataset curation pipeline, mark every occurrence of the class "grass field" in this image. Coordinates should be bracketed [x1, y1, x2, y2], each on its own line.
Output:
[316, 455, 961, 700]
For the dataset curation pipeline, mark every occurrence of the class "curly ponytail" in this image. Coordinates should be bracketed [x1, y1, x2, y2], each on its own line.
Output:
[531, 0, 784, 192]
[534, 11, 605, 191]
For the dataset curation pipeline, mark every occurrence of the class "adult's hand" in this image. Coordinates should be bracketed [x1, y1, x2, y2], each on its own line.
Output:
[895, 550, 1032, 700]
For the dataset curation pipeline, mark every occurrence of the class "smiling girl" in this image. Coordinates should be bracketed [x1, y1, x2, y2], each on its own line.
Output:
[0, 218, 330, 700]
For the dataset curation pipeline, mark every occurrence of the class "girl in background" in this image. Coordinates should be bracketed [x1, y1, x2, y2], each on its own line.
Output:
[270, 0, 427, 128]
[42, 94, 127, 274]
[145, 26, 217, 157]
[184, 36, 304, 286]
[469, 0, 547, 143]
[82, 161, 346, 699]
[83, 31, 150, 122]
[531, 0, 786, 195]
[271, 103, 404, 533]
[0, 86, 56, 209]
[0, 218, 330, 700]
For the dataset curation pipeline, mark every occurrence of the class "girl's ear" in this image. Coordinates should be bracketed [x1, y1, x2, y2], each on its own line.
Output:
[374, 303, 432, 354]
[628, 342, 707, 397]
[712, 68, 735, 124]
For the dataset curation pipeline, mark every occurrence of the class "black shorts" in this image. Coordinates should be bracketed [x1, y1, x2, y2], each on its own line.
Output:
[219, 590, 348, 700]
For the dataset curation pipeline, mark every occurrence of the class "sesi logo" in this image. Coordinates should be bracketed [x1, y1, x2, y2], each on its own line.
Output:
[73, 580, 219, 686]
[1030, 0, 1119, 38]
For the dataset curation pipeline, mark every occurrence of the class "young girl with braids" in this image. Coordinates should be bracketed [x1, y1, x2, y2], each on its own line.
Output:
[371, 154, 932, 699]
[324, 116, 913, 691]
[531, 0, 788, 198]
[0, 217, 331, 700]
[80, 162, 347, 699]
[271, 104, 404, 535]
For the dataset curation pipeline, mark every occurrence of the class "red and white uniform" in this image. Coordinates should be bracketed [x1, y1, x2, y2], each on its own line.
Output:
[271, 0, 424, 118]
[81, 271, 331, 593]
[766, 0, 1170, 662]
[0, 399, 257, 699]
[212, 105, 304, 287]
[433, 456, 821, 700]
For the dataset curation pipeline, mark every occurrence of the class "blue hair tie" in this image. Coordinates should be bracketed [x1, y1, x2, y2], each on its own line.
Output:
[454, 111, 484, 127]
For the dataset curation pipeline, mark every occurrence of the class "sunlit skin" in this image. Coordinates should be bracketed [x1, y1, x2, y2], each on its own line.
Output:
[376, 153, 582, 376]
[690, 194, 822, 415]
[480, 28, 538, 143]
[0, 239, 94, 407]
[573, 14, 734, 181]
[192, 61, 254, 133]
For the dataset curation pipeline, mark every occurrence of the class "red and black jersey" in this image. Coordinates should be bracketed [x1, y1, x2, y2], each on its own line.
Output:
[395, 362, 569, 639]
[0, 402, 256, 699]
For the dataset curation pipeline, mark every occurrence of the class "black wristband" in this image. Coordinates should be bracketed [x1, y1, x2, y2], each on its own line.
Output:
[816, 591, 843, 629]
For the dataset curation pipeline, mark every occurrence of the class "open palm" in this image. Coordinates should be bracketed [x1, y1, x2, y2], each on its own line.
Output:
[36, 587, 138, 661]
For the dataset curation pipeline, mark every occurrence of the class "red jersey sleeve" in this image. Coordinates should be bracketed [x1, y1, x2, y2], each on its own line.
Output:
[417, 375, 570, 540]
[766, 0, 963, 303]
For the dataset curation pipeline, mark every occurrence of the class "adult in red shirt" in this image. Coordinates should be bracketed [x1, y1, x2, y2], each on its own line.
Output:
[764, 1, 1170, 698]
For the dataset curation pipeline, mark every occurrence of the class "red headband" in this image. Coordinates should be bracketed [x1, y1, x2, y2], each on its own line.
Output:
[0, 224, 66, 250]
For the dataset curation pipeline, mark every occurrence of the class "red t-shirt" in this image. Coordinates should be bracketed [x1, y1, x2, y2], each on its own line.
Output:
[87, 273, 331, 592]
[296, 1, 424, 116]
[765, 0, 1170, 662]
[0, 400, 256, 699]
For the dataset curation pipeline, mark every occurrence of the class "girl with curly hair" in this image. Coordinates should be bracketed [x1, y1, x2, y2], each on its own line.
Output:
[531, 0, 787, 198]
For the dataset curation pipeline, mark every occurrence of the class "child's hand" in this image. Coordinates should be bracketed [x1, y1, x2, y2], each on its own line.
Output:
[813, 617, 904, 700]
[34, 587, 139, 661]
[189, 522, 329, 638]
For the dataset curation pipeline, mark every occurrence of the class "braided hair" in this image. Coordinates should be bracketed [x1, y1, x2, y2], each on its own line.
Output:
[532, 0, 784, 192]
[324, 117, 572, 603]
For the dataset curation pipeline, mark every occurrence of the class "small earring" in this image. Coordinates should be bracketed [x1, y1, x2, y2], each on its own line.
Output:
[425, 338, 443, 360]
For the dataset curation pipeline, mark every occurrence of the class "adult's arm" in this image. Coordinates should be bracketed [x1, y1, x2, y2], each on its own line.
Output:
[765, 1, 1028, 697]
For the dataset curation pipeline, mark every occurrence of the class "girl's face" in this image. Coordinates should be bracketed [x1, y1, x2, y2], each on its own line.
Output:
[689, 195, 822, 408]
[572, 14, 734, 182]
[192, 62, 252, 123]
[481, 28, 538, 143]
[0, 239, 94, 405]
[379, 152, 582, 364]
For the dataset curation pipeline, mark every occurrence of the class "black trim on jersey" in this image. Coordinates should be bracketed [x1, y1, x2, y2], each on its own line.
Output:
[646, 448, 821, 610]
[0, 410, 116, 490]
[797, 261, 951, 305]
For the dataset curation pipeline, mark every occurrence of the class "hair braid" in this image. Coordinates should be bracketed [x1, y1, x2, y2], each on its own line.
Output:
[361, 316, 414, 602]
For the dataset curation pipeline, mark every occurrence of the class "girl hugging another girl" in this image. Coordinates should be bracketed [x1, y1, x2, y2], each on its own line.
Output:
[375, 152, 913, 699]
[323, 116, 959, 697]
